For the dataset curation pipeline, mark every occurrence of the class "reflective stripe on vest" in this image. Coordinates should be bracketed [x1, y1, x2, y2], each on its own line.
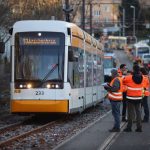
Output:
[126, 96, 143, 100]
[127, 87, 143, 91]
[126, 86, 143, 98]
[108, 92, 122, 100]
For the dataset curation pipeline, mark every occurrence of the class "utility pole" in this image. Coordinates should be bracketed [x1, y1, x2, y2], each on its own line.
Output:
[63, 0, 73, 22]
[90, 1, 92, 35]
[82, 0, 85, 30]
[130, 5, 135, 37]
[65, 0, 70, 21]
[122, 8, 125, 36]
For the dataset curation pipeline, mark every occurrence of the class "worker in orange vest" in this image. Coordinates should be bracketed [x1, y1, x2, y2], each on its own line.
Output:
[118, 64, 128, 122]
[104, 69, 123, 132]
[140, 67, 150, 122]
[118, 64, 127, 77]
[123, 64, 146, 132]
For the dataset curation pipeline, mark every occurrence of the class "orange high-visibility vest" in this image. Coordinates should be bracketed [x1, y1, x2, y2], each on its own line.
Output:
[143, 75, 150, 97]
[108, 77, 123, 101]
[123, 75, 145, 100]
[117, 68, 123, 77]
[117, 69, 127, 92]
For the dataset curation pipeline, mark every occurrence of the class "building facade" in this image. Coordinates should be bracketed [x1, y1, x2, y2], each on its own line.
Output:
[139, 0, 150, 7]
[63, 0, 121, 34]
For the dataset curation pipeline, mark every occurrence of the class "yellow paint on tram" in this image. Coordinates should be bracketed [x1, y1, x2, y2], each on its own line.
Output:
[11, 100, 69, 113]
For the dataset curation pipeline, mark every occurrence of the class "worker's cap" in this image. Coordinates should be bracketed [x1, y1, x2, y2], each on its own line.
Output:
[111, 69, 118, 76]
[120, 64, 126, 69]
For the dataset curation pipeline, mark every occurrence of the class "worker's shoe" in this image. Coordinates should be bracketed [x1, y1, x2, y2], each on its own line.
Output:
[109, 127, 120, 132]
[135, 128, 142, 132]
[122, 117, 127, 122]
[142, 119, 149, 123]
[123, 127, 132, 132]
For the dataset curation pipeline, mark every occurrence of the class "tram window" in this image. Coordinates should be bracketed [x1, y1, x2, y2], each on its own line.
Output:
[86, 52, 92, 87]
[68, 46, 80, 88]
[97, 56, 101, 85]
[68, 47, 79, 62]
[68, 50, 74, 62]
[78, 49, 84, 88]
[93, 54, 97, 86]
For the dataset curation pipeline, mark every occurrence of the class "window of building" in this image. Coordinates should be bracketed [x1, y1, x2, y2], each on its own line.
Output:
[104, 17, 109, 23]
[103, 5, 109, 12]
[93, 10, 100, 16]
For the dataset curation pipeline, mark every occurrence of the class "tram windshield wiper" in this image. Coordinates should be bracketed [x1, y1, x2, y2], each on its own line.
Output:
[40, 63, 58, 84]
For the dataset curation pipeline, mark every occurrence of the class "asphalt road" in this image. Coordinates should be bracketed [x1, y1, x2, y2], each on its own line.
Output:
[114, 50, 133, 71]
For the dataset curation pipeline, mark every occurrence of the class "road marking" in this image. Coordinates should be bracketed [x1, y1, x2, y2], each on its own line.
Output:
[98, 122, 126, 150]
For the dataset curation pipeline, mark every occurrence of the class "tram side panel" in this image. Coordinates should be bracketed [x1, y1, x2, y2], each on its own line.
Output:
[68, 34, 104, 112]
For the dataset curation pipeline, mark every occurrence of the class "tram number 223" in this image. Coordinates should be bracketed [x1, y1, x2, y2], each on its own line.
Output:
[35, 91, 44, 95]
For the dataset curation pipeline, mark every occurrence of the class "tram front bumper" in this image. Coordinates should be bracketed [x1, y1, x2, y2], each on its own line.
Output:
[11, 100, 69, 113]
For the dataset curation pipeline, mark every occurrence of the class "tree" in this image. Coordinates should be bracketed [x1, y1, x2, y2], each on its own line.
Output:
[0, 0, 11, 28]
[0, 0, 64, 40]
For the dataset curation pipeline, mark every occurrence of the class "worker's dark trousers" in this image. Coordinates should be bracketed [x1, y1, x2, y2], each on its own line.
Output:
[141, 96, 149, 121]
[122, 93, 127, 119]
[127, 101, 142, 129]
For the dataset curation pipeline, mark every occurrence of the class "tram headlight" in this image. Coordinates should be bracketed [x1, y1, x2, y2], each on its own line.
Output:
[27, 84, 32, 89]
[19, 84, 23, 88]
[55, 84, 59, 88]
[38, 32, 42, 36]
[46, 84, 51, 88]
[51, 84, 55, 88]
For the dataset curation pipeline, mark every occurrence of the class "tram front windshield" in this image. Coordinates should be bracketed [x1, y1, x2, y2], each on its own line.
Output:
[15, 32, 65, 82]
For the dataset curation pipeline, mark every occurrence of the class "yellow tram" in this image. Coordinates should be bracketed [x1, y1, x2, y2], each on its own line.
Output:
[9, 20, 104, 114]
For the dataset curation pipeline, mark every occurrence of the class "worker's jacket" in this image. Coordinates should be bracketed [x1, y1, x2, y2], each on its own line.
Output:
[117, 69, 127, 92]
[123, 74, 145, 100]
[108, 77, 123, 101]
[143, 75, 150, 96]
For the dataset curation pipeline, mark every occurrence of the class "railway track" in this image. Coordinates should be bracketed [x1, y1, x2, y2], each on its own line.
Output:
[0, 104, 111, 149]
[0, 119, 60, 148]
[0, 113, 34, 128]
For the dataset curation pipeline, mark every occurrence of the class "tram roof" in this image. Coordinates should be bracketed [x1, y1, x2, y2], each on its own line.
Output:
[13, 20, 74, 33]
[134, 42, 150, 48]
[12, 20, 102, 49]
